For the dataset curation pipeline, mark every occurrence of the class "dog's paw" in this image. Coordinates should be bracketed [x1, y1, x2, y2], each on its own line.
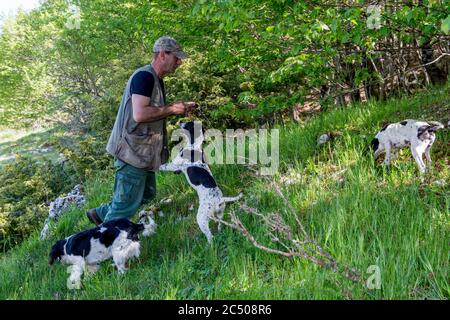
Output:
[117, 267, 127, 275]
[67, 277, 82, 290]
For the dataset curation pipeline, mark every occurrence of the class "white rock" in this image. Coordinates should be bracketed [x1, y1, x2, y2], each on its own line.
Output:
[160, 198, 173, 204]
[317, 133, 330, 145]
[39, 184, 86, 240]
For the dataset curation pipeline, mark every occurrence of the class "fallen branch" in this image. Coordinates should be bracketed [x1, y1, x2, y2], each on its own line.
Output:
[212, 183, 362, 283]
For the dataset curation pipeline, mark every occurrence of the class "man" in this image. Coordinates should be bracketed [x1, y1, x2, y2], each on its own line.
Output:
[86, 36, 196, 225]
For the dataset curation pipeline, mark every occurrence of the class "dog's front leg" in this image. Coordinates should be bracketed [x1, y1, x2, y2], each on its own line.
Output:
[390, 148, 399, 161]
[383, 143, 392, 166]
[67, 259, 85, 290]
[112, 251, 128, 275]
[112, 242, 141, 274]
[411, 145, 426, 174]
[424, 144, 433, 168]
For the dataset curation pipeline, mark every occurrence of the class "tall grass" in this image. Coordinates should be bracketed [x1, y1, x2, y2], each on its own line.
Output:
[0, 86, 448, 299]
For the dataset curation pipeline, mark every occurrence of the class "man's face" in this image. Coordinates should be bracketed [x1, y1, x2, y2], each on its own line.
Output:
[164, 51, 182, 74]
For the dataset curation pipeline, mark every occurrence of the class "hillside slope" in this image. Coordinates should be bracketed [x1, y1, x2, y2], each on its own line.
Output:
[0, 85, 448, 299]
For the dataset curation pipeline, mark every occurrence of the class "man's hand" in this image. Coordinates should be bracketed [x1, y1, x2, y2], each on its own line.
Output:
[171, 101, 196, 115]
[132, 94, 196, 123]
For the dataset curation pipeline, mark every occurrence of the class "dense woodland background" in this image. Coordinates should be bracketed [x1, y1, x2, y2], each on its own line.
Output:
[1, 0, 449, 130]
[0, 1, 448, 297]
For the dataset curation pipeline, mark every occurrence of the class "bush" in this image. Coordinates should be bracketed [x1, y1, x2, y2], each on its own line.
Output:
[56, 133, 113, 182]
[0, 155, 78, 252]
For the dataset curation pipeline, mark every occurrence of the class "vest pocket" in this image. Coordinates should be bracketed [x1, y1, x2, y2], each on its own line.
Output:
[116, 131, 162, 170]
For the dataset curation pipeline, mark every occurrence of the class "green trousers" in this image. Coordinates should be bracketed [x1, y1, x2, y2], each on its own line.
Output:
[96, 159, 156, 222]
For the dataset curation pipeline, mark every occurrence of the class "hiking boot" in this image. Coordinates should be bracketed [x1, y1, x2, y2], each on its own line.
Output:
[86, 208, 102, 226]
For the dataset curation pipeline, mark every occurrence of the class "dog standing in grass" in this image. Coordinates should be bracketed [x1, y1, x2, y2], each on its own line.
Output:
[159, 121, 242, 243]
[370, 119, 444, 174]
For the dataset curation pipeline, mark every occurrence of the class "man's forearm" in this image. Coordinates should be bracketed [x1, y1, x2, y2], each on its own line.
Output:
[132, 95, 194, 123]
[133, 104, 175, 123]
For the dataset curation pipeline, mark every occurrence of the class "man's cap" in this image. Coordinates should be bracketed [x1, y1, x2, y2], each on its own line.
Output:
[153, 36, 188, 60]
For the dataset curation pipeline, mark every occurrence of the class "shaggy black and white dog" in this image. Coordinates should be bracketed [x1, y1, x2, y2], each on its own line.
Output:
[49, 213, 156, 289]
[371, 119, 444, 173]
[159, 121, 242, 243]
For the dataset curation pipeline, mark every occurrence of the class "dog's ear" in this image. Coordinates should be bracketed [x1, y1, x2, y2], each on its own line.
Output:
[49, 240, 65, 265]
[370, 138, 379, 152]
[127, 224, 144, 241]
[427, 121, 444, 132]
[417, 125, 431, 141]
[134, 223, 145, 233]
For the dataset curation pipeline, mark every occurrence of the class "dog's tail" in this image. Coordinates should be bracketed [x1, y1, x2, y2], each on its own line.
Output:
[49, 239, 66, 265]
[220, 192, 243, 204]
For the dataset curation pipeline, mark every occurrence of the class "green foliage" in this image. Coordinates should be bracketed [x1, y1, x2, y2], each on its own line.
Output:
[0, 155, 78, 251]
[442, 14, 450, 34]
[56, 133, 113, 182]
[1, 0, 448, 129]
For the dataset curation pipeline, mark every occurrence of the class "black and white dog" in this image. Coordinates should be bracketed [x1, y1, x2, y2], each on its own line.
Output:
[49, 213, 156, 289]
[371, 119, 444, 173]
[159, 121, 242, 243]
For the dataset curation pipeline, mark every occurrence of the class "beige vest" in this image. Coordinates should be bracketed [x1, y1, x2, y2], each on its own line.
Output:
[106, 65, 168, 171]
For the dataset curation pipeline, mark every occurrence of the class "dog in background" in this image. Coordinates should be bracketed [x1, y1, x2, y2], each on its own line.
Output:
[159, 121, 242, 243]
[49, 213, 156, 289]
[370, 119, 444, 173]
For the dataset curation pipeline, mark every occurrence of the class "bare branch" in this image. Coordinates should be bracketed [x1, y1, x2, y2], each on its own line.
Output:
[212, 196, 362, 283]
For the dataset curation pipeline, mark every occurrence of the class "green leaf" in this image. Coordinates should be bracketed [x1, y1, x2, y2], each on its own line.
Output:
[441, 15, 450, 35]
[318, 21, 330, 31]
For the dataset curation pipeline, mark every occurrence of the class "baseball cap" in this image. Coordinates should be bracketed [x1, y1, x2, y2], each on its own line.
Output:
[153, 36, 188, 59]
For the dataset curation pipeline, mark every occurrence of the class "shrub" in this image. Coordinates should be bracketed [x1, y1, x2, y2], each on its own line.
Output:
[0, 155, 78, 251]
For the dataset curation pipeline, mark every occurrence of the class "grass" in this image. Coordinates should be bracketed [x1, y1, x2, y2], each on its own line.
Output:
[0, 85, 448, 299]
[0, 126, 62, 167]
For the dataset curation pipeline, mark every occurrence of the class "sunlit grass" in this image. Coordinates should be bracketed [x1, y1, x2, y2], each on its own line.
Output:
[0, 86, 448, 299]
[0, 127, 62, 166]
